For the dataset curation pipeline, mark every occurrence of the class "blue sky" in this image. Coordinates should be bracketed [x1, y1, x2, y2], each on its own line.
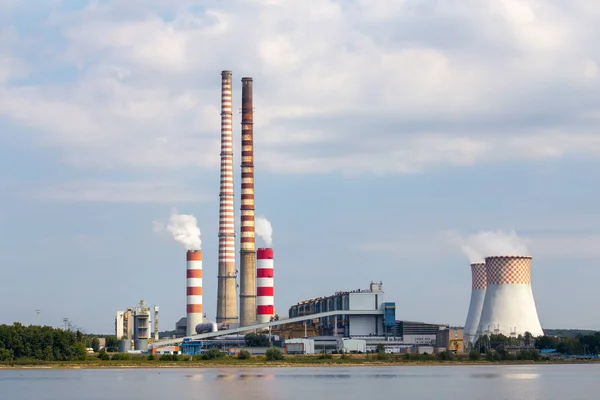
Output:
[2, 0, 600, 334]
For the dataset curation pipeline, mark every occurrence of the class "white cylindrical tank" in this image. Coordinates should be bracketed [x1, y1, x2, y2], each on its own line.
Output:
[476, 256, 544, 339]
[464, 262, 486, 344]
[186, 250, 203, 336]
[195, 322, 218, 334]
[256, 248, 274, 324]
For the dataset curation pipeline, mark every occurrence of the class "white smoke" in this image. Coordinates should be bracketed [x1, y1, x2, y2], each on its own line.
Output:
[446, 229, 531, 263]
[154, 209, 202, 250]
[255, 215, 273, 247]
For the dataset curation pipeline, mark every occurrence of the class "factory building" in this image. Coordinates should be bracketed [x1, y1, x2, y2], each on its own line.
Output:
[394, 321, 447, 345]
[288, 282, 396, 337]
[115, 300, 159, 352]
[436, 327, 465, 353]
[115, 309, 133, 340]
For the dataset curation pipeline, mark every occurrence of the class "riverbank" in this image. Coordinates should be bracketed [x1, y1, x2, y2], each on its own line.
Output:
[1, 357, 599, 370]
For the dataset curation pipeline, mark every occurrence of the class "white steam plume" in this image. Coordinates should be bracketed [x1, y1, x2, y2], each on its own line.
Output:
[255, 215, 273, 247]
[446, 229, 530, 263]
[155, 209, 202, 250]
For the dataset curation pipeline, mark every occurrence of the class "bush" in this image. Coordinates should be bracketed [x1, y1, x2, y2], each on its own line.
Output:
[468, 350, 481, 361]
[265, 347, 284, 361]
[160, 354, 180, 361]
[238, 350, 251, 360]
[318, 353, 333, 360]
[97, 349, 110, 361]
[201, 347, 225, 360]
[111, 353, 130, 361]
[437, 351, 456, 361]
[147, 354, 155, 361]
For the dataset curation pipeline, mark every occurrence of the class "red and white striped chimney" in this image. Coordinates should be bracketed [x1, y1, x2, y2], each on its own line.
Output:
[256, 248, 274, 323]
[216, 70, 238, 325]
[186, 250, 203, 336]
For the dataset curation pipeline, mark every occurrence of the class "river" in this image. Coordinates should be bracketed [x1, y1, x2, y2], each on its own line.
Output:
[1, 364, 598, 399]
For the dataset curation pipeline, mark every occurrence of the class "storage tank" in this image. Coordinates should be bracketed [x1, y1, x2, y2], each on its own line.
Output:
[195, 322, 218, 334]
[134, 339, 148, 351]
[118, 339, 132, 352]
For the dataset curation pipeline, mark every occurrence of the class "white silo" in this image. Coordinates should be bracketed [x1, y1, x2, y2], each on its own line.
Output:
[476, 256, 544, 339]
[463, 262, 486, 344]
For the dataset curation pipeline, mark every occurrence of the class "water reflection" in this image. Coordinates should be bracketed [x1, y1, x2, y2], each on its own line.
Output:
[504, 373, 540, 380]
[471, 373, 540, 380]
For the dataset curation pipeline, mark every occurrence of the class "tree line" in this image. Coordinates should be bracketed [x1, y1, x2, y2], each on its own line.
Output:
[475, 331, 600, 356]
[0, 323, 87, 361]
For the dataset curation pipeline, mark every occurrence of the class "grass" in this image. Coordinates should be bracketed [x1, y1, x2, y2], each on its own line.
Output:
[1, 353, 598, 369]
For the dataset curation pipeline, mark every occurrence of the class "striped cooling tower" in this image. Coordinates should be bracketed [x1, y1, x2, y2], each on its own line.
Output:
[463, 263, 486, 344]
[476, 256, 544, 339]
[256, 248, 274, 323]
[186, 250, 203, 336]
[216, 70, 238, 325]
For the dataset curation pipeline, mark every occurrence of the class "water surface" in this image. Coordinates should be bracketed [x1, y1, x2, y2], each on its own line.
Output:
[2, 364, 598, 400]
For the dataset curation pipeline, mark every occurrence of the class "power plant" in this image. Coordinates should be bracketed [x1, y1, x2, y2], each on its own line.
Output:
[216, 70, 238, 326]
[475, 256, 544, 339]
[464, 262, 486, 343]
[107, 70, 550, 357]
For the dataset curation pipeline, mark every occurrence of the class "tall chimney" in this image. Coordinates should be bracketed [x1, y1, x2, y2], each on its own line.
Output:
[256, 248, 275, 324]
[186, 250, 203, 336]
[216, 70, 239, 326]
[239, 77, 257, 327]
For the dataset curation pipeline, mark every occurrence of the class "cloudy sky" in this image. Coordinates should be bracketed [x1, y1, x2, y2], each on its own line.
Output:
[1, 0, 600, 334]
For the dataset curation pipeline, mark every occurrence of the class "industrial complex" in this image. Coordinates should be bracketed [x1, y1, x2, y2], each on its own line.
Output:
[113, 70, 544, 356]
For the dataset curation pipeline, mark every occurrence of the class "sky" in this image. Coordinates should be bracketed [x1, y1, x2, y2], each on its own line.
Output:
[1, 0, 600, 334]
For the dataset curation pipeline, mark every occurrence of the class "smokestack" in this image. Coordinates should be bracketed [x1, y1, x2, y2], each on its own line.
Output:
[239, 76, 257, 327]
[216, 70, 239, 326]
[153, 306, 159, 341]
[256, 248, 274, 323]
[476, 256, 544, 340]
[186, 250, 203, 336]
[463, 263, 486, 344]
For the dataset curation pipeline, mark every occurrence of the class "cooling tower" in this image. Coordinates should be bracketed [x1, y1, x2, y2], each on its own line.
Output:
[463, 262, 486, 344]
[476, 256, 544, 339]
[239, 77, 257, 327]
[256, 248, 274, 324]
[216, 70, 239, 326]
[186, 250, 203, 336]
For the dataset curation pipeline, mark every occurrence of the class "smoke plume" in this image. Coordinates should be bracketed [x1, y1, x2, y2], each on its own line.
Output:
[155, 209, 202, 250]
[255, 215, 273, 247]
[447, 229, 530, 263]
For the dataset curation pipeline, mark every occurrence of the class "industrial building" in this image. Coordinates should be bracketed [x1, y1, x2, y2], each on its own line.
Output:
[288, 282, 396, 337]
[115, 300, 159, 352]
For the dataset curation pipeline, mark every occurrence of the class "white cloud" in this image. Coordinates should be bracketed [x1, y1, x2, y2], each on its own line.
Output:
[38, 181, 209, 203]
[1, 0, 600, 174]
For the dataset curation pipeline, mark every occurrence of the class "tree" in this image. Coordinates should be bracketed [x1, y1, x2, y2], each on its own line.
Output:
[244, 333, 269, 347]
[104, 336, 119, 351]
[91, 338, 100, 352]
